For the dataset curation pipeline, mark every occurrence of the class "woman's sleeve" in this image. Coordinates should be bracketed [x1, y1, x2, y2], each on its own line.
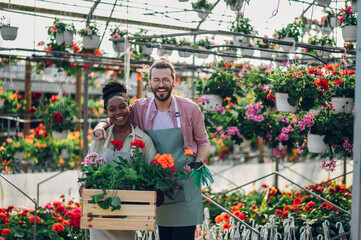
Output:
[143, 135, 157, 163]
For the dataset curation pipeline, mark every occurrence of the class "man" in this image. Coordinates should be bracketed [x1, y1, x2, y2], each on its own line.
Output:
[91, 59, 210, 240]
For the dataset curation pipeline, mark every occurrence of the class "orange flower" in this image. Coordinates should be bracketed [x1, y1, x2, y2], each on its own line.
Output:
[184, 149, 194, 156]
[283, 205, 291, 212]
[6, 138, 12, 143]
[275, 209, 283, 216]
[293, 197, 302, 206]
[251, 205, 258, 211]
[215, 214, 223, 224]
[153, 153, 175, 169]
[59, 158, 64, 165]
[29, 215, 41, 223]
[52, 223, 64, 232]
[222, 222, 231, 230]
[222, 213, 231, 222]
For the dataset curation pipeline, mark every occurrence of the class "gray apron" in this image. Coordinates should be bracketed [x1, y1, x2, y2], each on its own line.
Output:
[90, 125, 136, 240]
[145, 96, 203, 227]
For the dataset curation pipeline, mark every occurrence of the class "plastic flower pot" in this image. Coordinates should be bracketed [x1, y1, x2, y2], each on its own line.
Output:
[331, 97, 354, 114]
[320, 26, 332, 35]
[275, 93, 298, 113]
[42, 67, 58, 76]
[56, 31, 73, 46]
[229, 0, 244, 11]
[112, 41, 125, 52]
[316, 43, 331, 57]
[241, 48, 254, 57]
[195, 46, 209, 59]
[260, 51, 273, 59]
[52, 130, 70, 140]
[233, 36, 249, 47]
[197, 8, 209, 20]
[1, 26, 18, 41]
[330, 17, 338, 28]
[178, 46, 192, 58]
[83, 35, 100, 49]
[140, 45, 153, 55]
[222, 49, 237, 62]
[316, 0, 331, 7]
[307, 134, 328, 153]
[342, 25, 357, 42]
[280, 37, 297, 52]
[13, 151, 25, 160]
[201, 94, 223, 112]
[158, 44, 173, 56]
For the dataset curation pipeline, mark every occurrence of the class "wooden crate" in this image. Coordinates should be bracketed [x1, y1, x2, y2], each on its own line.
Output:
[81, 189, 156, 231]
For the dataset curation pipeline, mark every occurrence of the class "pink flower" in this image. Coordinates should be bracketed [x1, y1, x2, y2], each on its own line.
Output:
[87, 30, 93, 35]
[217, 105, 225, 112]
[337, 16, 344, 24]
[111, 33, 121, 39]
[343, 138, 353, 152]
[197, 97, 209, 104]
[226, 126, 240, 137]
[246, 102, 265, 122]
[51, 26, 57, 33]
[45, 203, 54, 210]
[95, 158, 106, 164]
[273, 146, 287, 158]
[37, 41, 45, 46]
[321, 159, 337, 172]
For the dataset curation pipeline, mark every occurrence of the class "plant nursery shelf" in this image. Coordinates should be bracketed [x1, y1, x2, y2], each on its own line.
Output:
[81, 189, 156, 231]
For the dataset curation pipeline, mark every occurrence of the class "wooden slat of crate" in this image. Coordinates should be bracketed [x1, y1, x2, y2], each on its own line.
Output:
[81, 217, 156, 231]
[83, 203, 156, 217]
[82, 189, 156, 203]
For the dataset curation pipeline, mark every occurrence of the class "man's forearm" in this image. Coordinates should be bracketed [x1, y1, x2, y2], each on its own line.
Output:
[196, 145, 211, 163]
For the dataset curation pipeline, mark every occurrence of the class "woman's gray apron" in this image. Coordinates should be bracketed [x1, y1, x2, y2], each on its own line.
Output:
[145, 96, 203, 227]
[89, 125, 136, 240]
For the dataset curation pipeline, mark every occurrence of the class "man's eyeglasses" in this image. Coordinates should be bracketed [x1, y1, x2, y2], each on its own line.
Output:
[151, 78, 172, 85]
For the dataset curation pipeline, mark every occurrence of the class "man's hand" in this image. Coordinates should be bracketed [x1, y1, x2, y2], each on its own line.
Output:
[91, 128, 107, 141]
[183, 165, 192, 175]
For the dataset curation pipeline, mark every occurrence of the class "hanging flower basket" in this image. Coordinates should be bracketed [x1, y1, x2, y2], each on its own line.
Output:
[342, 25, 357, 42]
[307, 134, 328, 153]
[316, 43, 332, 57]
[1, 26, 18, 41]
[229, 0, 244, 11]
[195, 46, 209, 59]
[331, 97, 354, 114]
[81, 189, 156, 231]
[280, 37, 297, 52]
[275, 93, 298, 113]
[158, 45, 173, 56]
[241, 48, 254, 57]
[178, 46, 192, 58]
[222, 49, 237, 62]
[320, 26, 332, 35]
[197, 8, 209, 20]
[316, 0, 331, 7]
[83, 35, 100, 49]
[201, 94, 223, 111]
[56, 30, 73, 46]
[140, 45, 153, 55]
[352, 0, 358, 12]
[330, 16, 338, 28]
[260, 51, 273, 59]
[52, 130, 70, 140]
[112, 41, 125, 52]
[233, 36, 249, 47]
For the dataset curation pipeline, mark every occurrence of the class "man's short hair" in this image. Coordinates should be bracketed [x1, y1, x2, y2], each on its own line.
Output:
[149, 58, 176, 80]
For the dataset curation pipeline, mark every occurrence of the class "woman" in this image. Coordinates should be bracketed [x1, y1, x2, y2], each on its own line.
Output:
[85, 80, 157, 240]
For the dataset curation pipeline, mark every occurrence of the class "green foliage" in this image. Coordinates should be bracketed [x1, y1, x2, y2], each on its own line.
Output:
[230, 18, 255, 34]
[48, 18, 76, 36]
[78, 23, 99, 37]
[192, 0, 214, 10]
[274, 23, 302, 42]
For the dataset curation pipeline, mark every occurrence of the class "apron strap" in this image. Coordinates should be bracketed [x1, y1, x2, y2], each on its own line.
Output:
[144, 96, 181, 130]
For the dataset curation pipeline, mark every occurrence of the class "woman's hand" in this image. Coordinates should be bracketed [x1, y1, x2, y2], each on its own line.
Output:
[91, 127, 107, 141]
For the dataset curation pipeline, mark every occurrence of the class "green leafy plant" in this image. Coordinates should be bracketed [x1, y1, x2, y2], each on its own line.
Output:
[78, 23, 99, 37]
[48, 18, 76, 37]
[192, 0, 214, 11]
[230, 18, 255, 34]
[109, 26, 128, 39]
[224, 0, 249, 7]
[337, 4, 357, 27]
[160, 37, 178, 45]
[274, 23, 302, 42]
[177, 38, 192, 46]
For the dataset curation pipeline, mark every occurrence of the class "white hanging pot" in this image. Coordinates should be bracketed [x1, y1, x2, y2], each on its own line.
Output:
[241, 48, 254, 57]
[158, 44, 173, 56]
[316, 43, 331, 57]
[52, 130, 70, 139]
[229, 0, 244, 11]
[233, 35, 246, 46]
[352, 0, 358, 12]
[140, 45, 153, 55]
[195, 46, 209, 59]
[13, 151, 25, 160]
[201, 94, 223, 111]
[112, 41, 125, 52]
[56, 31, 73, 46]
[197, 8, 209, 20]
[1, 26, 18, 41]
[331, 97, 354, 114]
[280, 37, 297, 52]
[0, 100, 4, 109]
[320, 26, 332, 35]
[83, 35, 100, 49]
[178, 46, 192, 58]
[342, 25, 357, 42]
[316, 0, 331, 7]
[222, 49, 237, 62]
[275, 93, 298, 113]
[260, 51, 273, 59]
[307, 134, 328, 153]
[329, 17, 338, 28]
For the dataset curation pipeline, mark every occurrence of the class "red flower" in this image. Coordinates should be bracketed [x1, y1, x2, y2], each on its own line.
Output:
[283, 205, 291, 212]
[332, 79, 343, 85]
[282, 211, 288, 218]
[18, 220, 23, 224]
[293, 197, 302, 206]
[275, 209, 283, 216]
[251, 205, 258, 211]
[261, 184, 268, 188]
[0, 213, 7, 219]
[50, 95, 58, 102]
[1, 229, 11, 235]
[52, 223, 65, 232]
[53, 201, 62, 207]
[321, 202, 329, 209]
[269, 188, 278, 196]
[69, 212, 82, 228]
[53, 112, 64, 124]
[222, 222, 231, 230]
[306, 201, 315, 208]
[222, 213, 231, 222]
[29, 215, 41, 223]
[32, 91, 42, 101]
[130, 139, 145, 150]
[267, 92, 275, 99]
[111, 139, 123, 151]
[56, 205, 66, 213]
[28, 107, 37, 113]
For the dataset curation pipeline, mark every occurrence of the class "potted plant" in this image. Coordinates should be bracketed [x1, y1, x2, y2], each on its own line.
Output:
[133, 28, 156, 55]
[326, 10, 338, 28]
[177, 38, 193, 58]
[338, 4, 358, 42]
[110, 26, 128, 52]
[192, 0, 214, 19]
[37, 95, 78, 139]
[241, 39, 255, 57]
[220, 40, 237, 62]
[274, 23, 302, 51]
[316, 0, 331, 7]
[193, 38, 212, 59]
[158, 37, 177, 56]
[0, 17, 18, 41]
[256, 35, 275, 59]
[224, 0, 249, 11]
[195, 69, 242, 111]
[319, 16, 333, 35]
[315, 35, 336, 57]
[78, 24, 100, 49]
[48, 18, 76, 46]
[230, 18, 255, 47]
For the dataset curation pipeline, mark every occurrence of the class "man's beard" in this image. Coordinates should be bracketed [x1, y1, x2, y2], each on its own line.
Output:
[152, 86, 172, 102]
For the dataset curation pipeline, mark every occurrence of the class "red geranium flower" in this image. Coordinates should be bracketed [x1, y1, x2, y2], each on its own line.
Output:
[251, 205, 258, 211]
[111, 139, 123, 151]
[52, 223, 65, 232]
[1, 229, 11, 235]
[275, 209, 283, 216]
[56, 205, 66, 213]
[53, 112, 64, 124]
[293, 197, 302, 206]
[130, 139, 145, 150]
[32, 91, 42, 101]
[29, 215, 41, 223]
[50, 95, 58, 103]
[28, 107, 37, 113]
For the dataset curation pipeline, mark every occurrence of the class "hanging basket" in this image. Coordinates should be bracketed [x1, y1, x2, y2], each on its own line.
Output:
[316, 0, 331, 7]
[56, 31, 73, 46]
[195, 46, 209, 59]
[275, 93, 298, 113]
[140, 45, 153, 55]
[352, 0, 358, 12]
[52, 130, 70, 140]
[1, 26, 18, 41]
[260, 51, 273, 59]
[201, 94, 223, 111]
[280, 37, 297, 52]
[307, 134, 328, 153]
[197, 9, 209, 20]
[158, 45, 173, 56]
[331, 97, 354, 114]
[320, 26, 332, 35]
[83, 35, 100, 49]
[229, 0, 244, 11]
[342, 25, 357, 42]
[330, 17, 338, 28]
[81, 189, 156, 231]
[241, 48, 254, 57]
[316, 43, 331, 57]
[178, 46, 192, 58]
[222, 49, 237, 62]
[112, 41, 125, 52]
